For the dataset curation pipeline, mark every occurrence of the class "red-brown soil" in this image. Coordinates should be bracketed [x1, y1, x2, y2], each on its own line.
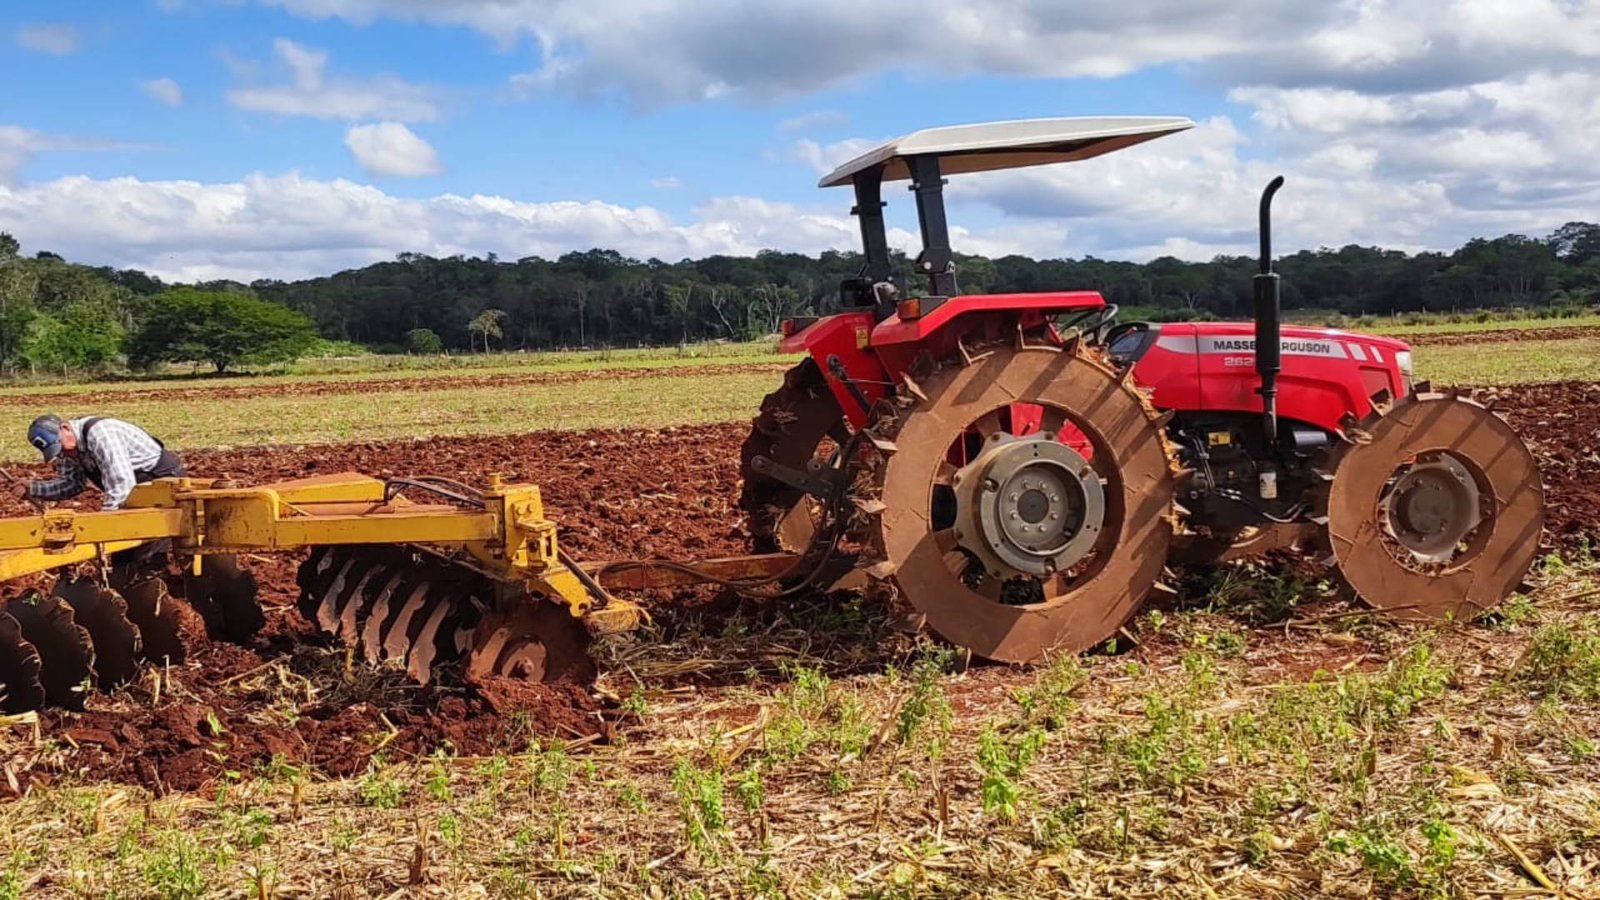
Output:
[1401, 324, 1600, 346]
[1478, 381, 1600, 546]
[0, 381, 1595, 796]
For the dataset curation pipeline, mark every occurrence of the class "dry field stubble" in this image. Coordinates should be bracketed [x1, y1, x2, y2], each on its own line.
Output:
[0, 334, 1597, 898]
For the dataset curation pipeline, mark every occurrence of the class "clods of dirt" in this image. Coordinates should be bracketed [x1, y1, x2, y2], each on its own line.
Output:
[1, 380, 1596, 795]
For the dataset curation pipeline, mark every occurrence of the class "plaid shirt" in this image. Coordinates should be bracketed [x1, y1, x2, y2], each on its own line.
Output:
[28, 417, 165, 510]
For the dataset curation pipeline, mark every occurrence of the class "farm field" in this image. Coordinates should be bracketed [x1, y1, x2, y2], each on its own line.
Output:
[0, 324, 1598, 897]
[0, 321, 1598, 458]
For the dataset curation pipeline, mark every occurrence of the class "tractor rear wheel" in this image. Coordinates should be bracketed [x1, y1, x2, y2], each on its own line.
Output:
[739, 358, 850, 553]
[859, 344, 1177, 662]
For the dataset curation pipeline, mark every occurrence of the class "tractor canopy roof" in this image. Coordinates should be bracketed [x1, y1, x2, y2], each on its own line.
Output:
[818, 116, 1195, 188]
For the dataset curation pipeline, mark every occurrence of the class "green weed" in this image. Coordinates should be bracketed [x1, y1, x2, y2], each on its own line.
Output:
[895, 651, 955, 757]
[734, 764, 765, 813]
[0, 852, 24, 900]
[1520, 618, 1600, 699]
[671, 757, 727, 862]
[357, 758, 405, 809]
[977, 725, 1048, 821]
[141, 831, 208, 900]
[1016, 654, 1084, 730]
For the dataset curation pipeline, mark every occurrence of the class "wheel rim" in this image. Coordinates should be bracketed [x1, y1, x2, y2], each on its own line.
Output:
[954, 428, 1107, 582]
[1380, 452, 1484, 565]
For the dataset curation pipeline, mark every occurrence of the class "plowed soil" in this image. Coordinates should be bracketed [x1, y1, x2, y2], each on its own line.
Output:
[1401, 324, 1600, 346]
[1, 381, 1595, 796]
[1478, 381, 1600, 544]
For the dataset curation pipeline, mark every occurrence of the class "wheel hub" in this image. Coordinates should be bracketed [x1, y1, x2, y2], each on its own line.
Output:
[952, 433, 1105, 578]
[1380, 453, 1482, 564]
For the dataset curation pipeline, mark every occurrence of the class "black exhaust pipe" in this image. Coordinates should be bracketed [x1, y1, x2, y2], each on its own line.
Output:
[1254, 176, 1285, 445]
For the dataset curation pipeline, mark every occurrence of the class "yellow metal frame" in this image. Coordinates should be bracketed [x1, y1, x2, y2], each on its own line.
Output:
[0, 473, 607, 620]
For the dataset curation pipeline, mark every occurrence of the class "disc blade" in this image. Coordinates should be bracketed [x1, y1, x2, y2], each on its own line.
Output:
[184, 555, 264, 644]
[0, 610, 44, 713]
[119, 577, 207, 664]
[53, 577, 141, 690]
[5, 592, 94, 710]
[466, 599, 596, 686]
[359, 570, 410, 664]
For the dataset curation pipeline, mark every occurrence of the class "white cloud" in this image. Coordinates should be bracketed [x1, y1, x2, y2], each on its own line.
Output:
[253, 0, 1597, 104]
[940, 110, 1600, 262]
[140, 78, 185, 106]
[0, 172, 893, 281]
[262, 0, 1275, 102]
[16, 23, 80, 55]
[344, 122, 442, 177]
[791, 137, 878, 176]
[14, 0, 1600, 278]
[0, 127, 46, 183]
[0, 126, 129, 185]
[778, 110, 848, 132]
[5, 115, 1597, 289]
[650, 176, 683, 189]
[227, 38, 440, 121]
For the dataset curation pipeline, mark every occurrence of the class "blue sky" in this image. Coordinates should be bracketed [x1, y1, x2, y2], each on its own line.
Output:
[3, 1, 1598, 281]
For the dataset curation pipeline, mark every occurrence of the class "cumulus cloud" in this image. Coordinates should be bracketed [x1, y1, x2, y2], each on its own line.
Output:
[140, 77, 185, 106]
[16, 23, 80, 55]
[250, 0, 1600, 125]
[264, 0, 1287, 103]
[36, 0, 1600, 272]
[227, 38, 440, 121]
[790, 137, 879, 179]
[255, 0, 1600, 105]
[941, 110, 1600, 261]
[0, 126, 129, 185]
[0, 172, 894, 281]
[344, 122, 443, 177]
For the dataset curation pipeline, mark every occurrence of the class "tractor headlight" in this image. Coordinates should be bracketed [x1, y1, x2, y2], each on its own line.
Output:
[1395, 350, 1414, 394]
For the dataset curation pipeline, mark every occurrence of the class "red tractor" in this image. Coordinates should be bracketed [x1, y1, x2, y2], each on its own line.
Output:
[740, 117, 1544, 662]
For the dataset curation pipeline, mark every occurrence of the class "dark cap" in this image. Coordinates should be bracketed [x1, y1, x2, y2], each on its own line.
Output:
[28, 415, 63, 461]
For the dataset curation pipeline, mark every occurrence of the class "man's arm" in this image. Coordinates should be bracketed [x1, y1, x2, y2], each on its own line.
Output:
[27, 461, 87, 502]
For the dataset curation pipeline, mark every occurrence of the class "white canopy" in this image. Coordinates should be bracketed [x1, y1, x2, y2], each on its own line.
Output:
[818, 116, 1195, 188]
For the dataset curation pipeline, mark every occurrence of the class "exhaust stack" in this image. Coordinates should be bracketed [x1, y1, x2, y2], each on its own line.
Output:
[1254, 176, 1285, 444]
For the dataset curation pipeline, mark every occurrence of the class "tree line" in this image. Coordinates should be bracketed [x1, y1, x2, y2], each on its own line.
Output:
[0, 234, 316, 375]
[1, 223, 1598, 374]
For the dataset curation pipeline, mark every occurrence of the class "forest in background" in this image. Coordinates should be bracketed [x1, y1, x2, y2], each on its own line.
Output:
[1, 222, 1598, 372]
